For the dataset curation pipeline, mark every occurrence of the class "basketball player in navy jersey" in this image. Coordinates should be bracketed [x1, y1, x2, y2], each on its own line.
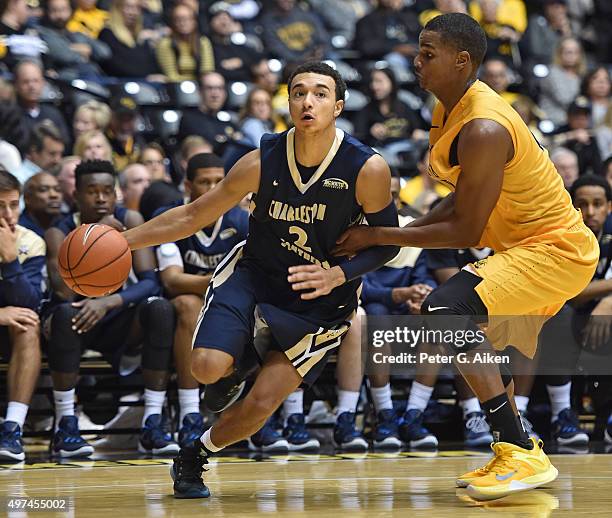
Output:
[154, 153, 248, 448]
[124, 62, 400, 498]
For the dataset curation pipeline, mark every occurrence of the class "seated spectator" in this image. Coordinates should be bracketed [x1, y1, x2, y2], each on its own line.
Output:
[139, 180, 181, 221]
[19, 171, 62, 237]
[67, 0, 109, 39]
[0, 101, 28, 157]
[400, 146, 451, 213]
[260, 0, 332, 65]
[154, 153, 248, 445]
[581, 66, 611, 128]
[43, 159, 177, 458]
[354, 0, 420, 80]
[469, 0, 525, 64]
[119, 163, 151, 211]
[141, 142, 170, 182]
[603, 156, 612, 191]
[98, 0, 162, 79]
[595, 107, 612, 162]
[73, 130, 112, 162]
[14, 60, 70, 144]
[0, 169, 44, 461]
[0, 0, 46, 70]
[480, 58, 522, 105]
[37, 0, 110, 80]
[106, 95, 146, 171]
[208, 2, 261, 82]
[155, 3, 214, 82]
[551, 97, 603, 175]
[521, 0, 573, 69]
[239, 88, 274, 147]
[250, 58, 288, 131]
[419, 0, 468, 27]
[551, 146, 580, 188]
[72, 100, 111, 141]
[178, 72, 239, 153]
[539, 36, 587, 127]
[308, 0, 371, 44]
[56, 156, 79, 214]
[15, 122, 65, 185]
[354, 67, 426, 167]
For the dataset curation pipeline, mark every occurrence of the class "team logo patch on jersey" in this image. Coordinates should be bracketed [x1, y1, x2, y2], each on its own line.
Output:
[220, 228, 238, 240]
[323, 178, 349, 190]
[473, 258, 488, 269]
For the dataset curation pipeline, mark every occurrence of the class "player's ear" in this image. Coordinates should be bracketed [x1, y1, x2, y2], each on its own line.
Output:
[334, 99, 344, 118]
[456, 50, 470, 72]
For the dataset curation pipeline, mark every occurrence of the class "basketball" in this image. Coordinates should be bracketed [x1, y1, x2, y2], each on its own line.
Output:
[58, 223, 132, 298]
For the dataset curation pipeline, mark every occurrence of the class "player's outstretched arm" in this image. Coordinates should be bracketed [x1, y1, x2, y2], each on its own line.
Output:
[334, 119, 511, 254]
[124, 150, 260, 251]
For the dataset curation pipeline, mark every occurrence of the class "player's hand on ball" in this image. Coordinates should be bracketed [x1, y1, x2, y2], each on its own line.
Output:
[71, 297, 120, 334]
[333, 225, 375, 257]
[98, 215, 126, 232]
[288, 265, 346, 300]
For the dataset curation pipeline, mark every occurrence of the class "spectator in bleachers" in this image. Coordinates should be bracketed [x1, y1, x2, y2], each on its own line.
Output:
[98, 0, 162, 79]
[581, 66, 611, 128]
[37, 0, 110, 80]
[552, 97, 603, 175]
[119, 163, 151, 211]
[250, 58, 288, 131]
[178, 71, 239, 152]
[19, 171, 61, 237]
[354, 0, 420, 81]
[72, 100, 111, 141]
[551, 146, 580, 188]
[239, 88, 274, 147]
[73, 129, 112, 162]
[14, 60, 70, 144]
[208, 2, 261, 82]
[154, 153, 248, 447]
[106, 95, 145, 171]
[521, 0, 572, 69]
[56, 155, 79, 213]
[259, 0, 331, 65]
[603, 156, 612, 191]
[15, 122, 64, 185]
[595, 108, 612, 162]
[141, 142, 170, 182]
[399, 145, 451, 213]
[469, 0, 525, 65]
[139, 179, 181, 221]
[592, 0, 612, 64]
[67, 0, 108, 39]
[308, 0, 370, 44]
[0, 0, 46, 70]
[0, 169, 44, 461]
[155, 3, 214, 82]
[418, 0, 468, 27]
[44, 159, 177, 458]
[177, 134, 213, 181]
[481, 58, 521, 105]
[539, 36, 586, 127]
[354, 67, 426, 167]
[0, 101, 28, 157]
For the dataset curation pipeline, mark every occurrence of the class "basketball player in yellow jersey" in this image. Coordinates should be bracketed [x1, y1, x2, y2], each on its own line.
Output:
[332, 13, 599, 501]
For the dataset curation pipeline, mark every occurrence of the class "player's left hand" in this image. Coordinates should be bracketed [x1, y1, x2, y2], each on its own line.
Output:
[333, 225, 376, 257]
[288, 265, 346, 300]
[582, 298, 612, 350]
[71, 297, 118, 334]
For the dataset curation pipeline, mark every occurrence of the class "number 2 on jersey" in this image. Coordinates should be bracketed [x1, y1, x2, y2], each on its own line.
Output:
[289, 226, 312, 252]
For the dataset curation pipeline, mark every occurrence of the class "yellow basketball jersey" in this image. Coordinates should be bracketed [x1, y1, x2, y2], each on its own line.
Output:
[428, 80, 582, 252]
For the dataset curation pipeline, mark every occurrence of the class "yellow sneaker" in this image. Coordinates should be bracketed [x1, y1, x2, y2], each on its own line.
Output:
[466, 438, 558, 501]
[456, 450, 497, 488]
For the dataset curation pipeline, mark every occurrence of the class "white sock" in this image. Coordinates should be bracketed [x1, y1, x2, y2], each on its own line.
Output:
[142, 389, 166, 426]
[201, 427, 222, 452]
[459, 397, 481, 419]
[547, 382, 571, 423]
[5, 401, 29, 428]
[283, 390, 303, 424]
[53, 389, 75, 431]
[178, 388, 200, 423]
[407, 381, 434, 412]
[336, 390, 360, 416]
[515, 395, 530, 414]
[371, 383, 393, 412]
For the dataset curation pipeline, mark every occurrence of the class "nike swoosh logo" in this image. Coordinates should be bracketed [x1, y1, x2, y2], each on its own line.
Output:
[273, 180, 279, 186]
[489, 401, 507, 414]
[495, 470, 517, 481]
[427, 305, 449, 312]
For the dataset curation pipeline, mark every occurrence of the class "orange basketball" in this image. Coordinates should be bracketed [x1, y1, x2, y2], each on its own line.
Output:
[58, 223, 132, 297]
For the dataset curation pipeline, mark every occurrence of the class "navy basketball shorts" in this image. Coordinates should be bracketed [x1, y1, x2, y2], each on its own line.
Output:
[192, 243, 352, 386]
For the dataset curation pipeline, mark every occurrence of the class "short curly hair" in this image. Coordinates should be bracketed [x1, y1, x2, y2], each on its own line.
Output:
[75, 160, 116, 189]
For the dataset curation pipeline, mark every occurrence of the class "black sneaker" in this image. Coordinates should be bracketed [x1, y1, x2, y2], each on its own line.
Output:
[178, 413, 206, 449]
[170, 444, 211, 499]
[203, 346, 259, 413]
[139, 414, 180, 455]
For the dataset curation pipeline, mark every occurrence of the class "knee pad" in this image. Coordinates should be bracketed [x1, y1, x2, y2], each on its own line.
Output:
[48, 303, 82, 373]
[140, 297, 175, 371]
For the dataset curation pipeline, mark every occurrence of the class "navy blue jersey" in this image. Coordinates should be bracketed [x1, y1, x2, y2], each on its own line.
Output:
[242, 128, 376, 323]
[154, 201, 249, 275]
[54, 207, 129, 235]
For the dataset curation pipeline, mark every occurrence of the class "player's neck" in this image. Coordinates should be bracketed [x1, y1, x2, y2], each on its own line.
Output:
[437, 78, 477, 119]
[293, 124, 337, 167]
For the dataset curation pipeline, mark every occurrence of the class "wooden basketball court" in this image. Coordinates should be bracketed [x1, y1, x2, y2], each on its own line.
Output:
[1, 450, 611, 516]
